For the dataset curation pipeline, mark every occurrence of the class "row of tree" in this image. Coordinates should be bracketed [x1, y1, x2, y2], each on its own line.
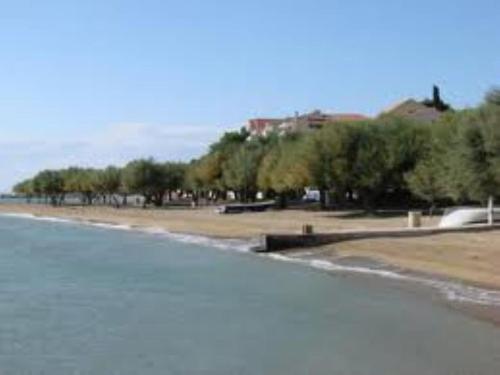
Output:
[14, 161, 187, 207]
[14, 88, 500, 211]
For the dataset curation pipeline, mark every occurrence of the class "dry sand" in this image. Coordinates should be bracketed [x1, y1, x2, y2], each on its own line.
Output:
[1, 203, 499, 290]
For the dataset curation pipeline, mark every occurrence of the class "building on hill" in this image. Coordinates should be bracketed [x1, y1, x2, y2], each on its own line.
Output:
[278, 110, 369, 134]
[247, 118, 284, 137]
[248, 110, 369, 137]
[380, 86, 451, 123]
[380, 99, 444, 122]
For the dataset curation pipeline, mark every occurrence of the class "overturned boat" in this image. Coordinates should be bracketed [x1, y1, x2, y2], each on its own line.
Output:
[439, 207, 500, 228]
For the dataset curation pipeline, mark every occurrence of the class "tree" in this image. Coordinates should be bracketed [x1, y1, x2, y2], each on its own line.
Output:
[222, 140, 268, 202]
[209, 127, 249, 154]
[13, 179, 34, 202]
[33, 170, 64, 206]
[304, 122, 360, 208]
[93, 166, 122, 206]
[350, 125, 391, 210]
[437, 110, 495, 204]
[485, 87, 500, 106]
[163, 162, 187, 201]
[185, 128, 250, 203]
[187, 152, 225, 190]
[475, 95, 500, 201]
[422, 85, 451, 112]
[122, 159, 167, 207]
[405, 157, 444, 215]
[61, 167, 98, 205]
[257, 135, 310, 207]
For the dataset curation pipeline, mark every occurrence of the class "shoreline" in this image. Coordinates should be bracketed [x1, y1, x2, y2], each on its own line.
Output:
[1, 203, 500, 323]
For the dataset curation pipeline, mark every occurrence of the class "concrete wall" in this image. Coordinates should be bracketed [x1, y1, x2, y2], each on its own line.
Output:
[255, 224, 500, 252]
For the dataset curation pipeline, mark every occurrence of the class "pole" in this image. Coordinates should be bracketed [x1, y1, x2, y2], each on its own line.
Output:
[488, 195, 494, 226]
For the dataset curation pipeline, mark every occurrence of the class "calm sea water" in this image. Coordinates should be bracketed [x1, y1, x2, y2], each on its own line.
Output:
[1, 215, 500, 374]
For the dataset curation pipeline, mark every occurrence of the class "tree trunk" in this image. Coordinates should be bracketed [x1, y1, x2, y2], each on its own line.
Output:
[191, 191, 199, 208]
[320, 189, 330, 210]
[429, 201, 435, 218]
[278, 192, 288, 209]
[112, 195, 120, 208]
[153, 192, 165, 207]
[362, 190, 375, 213]
[86, 192, 93, 205]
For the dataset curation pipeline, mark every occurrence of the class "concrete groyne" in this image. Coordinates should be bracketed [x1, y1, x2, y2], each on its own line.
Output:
[255, 224, 500, 252]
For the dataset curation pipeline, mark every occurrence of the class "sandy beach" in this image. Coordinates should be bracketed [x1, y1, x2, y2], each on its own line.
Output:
[1, 203, 500, 290]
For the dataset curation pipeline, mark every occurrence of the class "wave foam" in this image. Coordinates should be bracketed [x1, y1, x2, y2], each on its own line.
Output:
[265, 253, 500, 306]
[0, 212, 74, 224]
[0, 212, 255, 252]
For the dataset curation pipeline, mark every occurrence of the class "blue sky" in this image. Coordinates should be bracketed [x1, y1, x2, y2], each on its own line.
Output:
[1, 0, 499, 191]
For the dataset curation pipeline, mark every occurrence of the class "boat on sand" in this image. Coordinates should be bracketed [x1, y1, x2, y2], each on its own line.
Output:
[439, 207, 500, 228]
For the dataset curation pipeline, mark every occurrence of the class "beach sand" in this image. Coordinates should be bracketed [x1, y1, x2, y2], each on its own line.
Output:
[0, 203, 438, 237]
[1, 203, 500, 290]
[330, 234, 500, 289]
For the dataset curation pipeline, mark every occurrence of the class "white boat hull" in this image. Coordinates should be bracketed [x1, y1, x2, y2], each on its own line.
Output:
[439, 208, 500, 228]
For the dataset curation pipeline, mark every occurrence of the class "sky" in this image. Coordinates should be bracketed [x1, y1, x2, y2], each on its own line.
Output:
[1, 0, 499, 191]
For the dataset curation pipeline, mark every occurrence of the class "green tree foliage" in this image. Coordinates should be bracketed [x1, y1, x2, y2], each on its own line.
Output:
[405, 156, 444, 214]
[13, 179, 31, 195]
[485, 87, 500, 106]
[33, 170, 64, 205]
[303, 122, 360, 207]
[94, 166, 122, 195]
[422, 85, 451, 112]
[479, 94, 500, 188]
[61, 167, 98, 204]
[256, 135, 310, 206]
[222, 139, 267, 202]
[185, 128, 249, 195]
[350, 124, 390, 208]
[257, 136, 306, 192]
[13, 179, 35, 201]
[122, 158, 168, 207]
[404, 115, 452, 209]
[454, 117, 493, 203]
[432, 109, 498, 204]
[93, 166, 123, 205]
[163, 162, 187, 200]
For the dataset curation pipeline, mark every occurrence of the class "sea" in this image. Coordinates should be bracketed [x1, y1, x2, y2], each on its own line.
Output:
[0, 213, 500, 374]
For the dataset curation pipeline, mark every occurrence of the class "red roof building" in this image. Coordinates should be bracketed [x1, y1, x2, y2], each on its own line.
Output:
[248, 118, 284, 136]
[248, 111, 370, 136]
